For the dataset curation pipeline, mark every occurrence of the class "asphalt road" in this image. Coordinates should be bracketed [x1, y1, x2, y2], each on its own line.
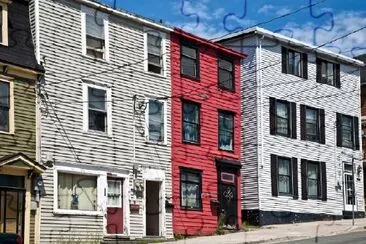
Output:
[280, 231, 366, 244]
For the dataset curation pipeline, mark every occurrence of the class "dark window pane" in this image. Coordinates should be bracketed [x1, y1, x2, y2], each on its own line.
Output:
[89, 110, 106, 132]
[182, 45, 197, 59]
[86, 14, 104, 39]
[307, 163, 319, 197]
[342, 116, 353, 148]
[306, 108, 319, 141]
[88, 88, 106, 110]
[182, 102, 200, 143]
[183, 103, 199, 123]
[278, 158, 291, 194]
[219, 112, 234, 151]
[149, 100, 164, 142]
[0, 82, 9, 132]
[276, 102, 289, 135]
[181, 56, 197, 77]
[321, 61, 335, 85]
[287, 50, 303, 77]
[183, 123, 199, 142]
[181, 170, 201, 209]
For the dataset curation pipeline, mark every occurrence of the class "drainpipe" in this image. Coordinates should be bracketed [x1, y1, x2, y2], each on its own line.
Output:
[34, 0, 41, 63]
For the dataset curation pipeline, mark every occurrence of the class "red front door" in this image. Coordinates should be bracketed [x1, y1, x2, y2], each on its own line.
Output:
[106, 178, 124, 234]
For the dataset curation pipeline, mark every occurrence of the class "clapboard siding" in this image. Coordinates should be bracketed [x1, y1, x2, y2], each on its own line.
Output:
[0, 80, 36, 159]
[33, 0, 172, 242]
[221, 35, 364, 219]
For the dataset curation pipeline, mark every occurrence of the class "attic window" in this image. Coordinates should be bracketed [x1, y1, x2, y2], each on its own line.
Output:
[0, 3, 8, 46]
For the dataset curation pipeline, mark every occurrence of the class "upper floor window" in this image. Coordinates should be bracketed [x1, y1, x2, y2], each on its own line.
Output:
[271, 155, 298, 199]
[146, 99, 166, 143]
[147, 33, 163, 75]
[0, 80, 13, 133]
[218, 111, 234, 151]
[82, 7, 109, 60]
[83, 83, 112, 135]
[282, 47, 307, 79]
[301, 160, 327, 201]
[180, 168, 202, 210]
[336, 113, 359, 150]
[300, 105, 325, 144]
[270, 98, 296, 139]
[182, 101, 200, 144]
[0, 3, 8, 46]
[181, 44, 199, 79]
[218, 58, 234, 91]
[316, 59, 340, 88]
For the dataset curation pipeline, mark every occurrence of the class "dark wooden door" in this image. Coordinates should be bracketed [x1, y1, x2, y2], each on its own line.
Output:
[218, 170, 238, 228]
[106, 178, 123, 234]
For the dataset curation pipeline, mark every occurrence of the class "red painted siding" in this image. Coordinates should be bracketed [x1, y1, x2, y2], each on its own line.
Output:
[171, 30, 244, 236]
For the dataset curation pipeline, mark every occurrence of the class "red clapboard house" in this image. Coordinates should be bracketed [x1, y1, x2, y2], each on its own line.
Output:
[170, 28, 246, 235]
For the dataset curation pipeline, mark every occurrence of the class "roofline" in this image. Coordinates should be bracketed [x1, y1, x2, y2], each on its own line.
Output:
[215, 27, 364, 67]
[75, 0, 173, 33]
[174, 28, 247, 59]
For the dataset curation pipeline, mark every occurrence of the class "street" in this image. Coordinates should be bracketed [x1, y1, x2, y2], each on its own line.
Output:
[280, 231, 366, 244]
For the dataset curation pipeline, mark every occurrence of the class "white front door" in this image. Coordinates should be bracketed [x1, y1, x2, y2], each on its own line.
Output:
[343, 164, 355, 211]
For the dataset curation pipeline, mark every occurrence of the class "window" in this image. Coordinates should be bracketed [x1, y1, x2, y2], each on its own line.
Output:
[271, 155, 298, 199]
[270, 98, 296, 138]
[0, 81, 9, 132]
[0, 3, 8, 46]
[57, 173, 97, 211]
[147, 34, 163, 74]
[307, 162, 320, 198]
[107, 180, 122, 207]
[300, 105, 325, 143]
[316, 59, 340, 88]
[83, 83, 111, 135]
[218, 111, 234, 151]
[182, 101, 200, 143]
[147, 99, 165, 143]
[336, 113, 359, 150]
[180, 169, 202, 210]
[82, 7, 108, 60]
[282, 47, 307, 78]
[181, 44, 199, 78]
[301, 160, 327, 201]
[218, 58, 234, 91]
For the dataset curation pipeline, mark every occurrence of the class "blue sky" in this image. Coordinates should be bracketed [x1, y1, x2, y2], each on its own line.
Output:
[102, 0, 366, 57]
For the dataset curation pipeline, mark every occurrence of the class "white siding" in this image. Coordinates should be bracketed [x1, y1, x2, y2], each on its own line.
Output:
[32, 0, 172, 242]
[222, 35, 364, 217]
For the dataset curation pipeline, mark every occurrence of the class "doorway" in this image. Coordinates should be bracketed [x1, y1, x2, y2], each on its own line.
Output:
[218, 169, 238, 229]
[343, 163, 355, 212]
[145, 181, 161, 236]
[106, 178, 124, 234]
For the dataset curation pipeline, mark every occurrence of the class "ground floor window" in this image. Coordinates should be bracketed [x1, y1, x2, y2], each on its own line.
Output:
[180, 169, 202, 210]
[57, 173, 97, 211]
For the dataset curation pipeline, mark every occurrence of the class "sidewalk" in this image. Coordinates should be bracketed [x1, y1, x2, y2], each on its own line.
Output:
[164, 218, 366, 244]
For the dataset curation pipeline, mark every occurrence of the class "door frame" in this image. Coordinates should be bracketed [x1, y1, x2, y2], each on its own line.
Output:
[343, 163, 357, 212]
[142, 168, 165, 237]
[103, 173, 130, 237]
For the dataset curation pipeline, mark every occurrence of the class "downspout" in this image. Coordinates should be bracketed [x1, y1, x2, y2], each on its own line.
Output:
[34, 0, 41, 63]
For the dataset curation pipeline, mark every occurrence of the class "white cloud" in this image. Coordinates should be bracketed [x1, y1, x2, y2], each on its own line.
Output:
[258, 4, 275, 14]
[276, 7, 291, 16]
[282, 11, 366, 57]
[174, 0, 213, 21]
[213, 7, 226, 19]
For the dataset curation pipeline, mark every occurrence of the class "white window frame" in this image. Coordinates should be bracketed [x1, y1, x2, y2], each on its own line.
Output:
[143, 27, 167, 77]
[0, 76, 14, 134]
[53, 166, 106, 216]
[107, 179, 122, 208]
[145, 97, 167, 144]
[0, 2, 8, 46]
[81, 6, 109, 61]
[83, 82, 112, 136]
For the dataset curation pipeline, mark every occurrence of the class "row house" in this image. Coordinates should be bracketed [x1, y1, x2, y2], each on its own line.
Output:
[0, 0, 45, 243]
[170, 29, 245, 235]
[216, 27, 365, 225]
[30, 0, 173, 242]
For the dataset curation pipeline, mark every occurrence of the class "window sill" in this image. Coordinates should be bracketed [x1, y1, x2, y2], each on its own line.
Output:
[182, 140, 200, 146]
[272, 133, 294, 139]
[0, 130, 14, 135]
[218, 148, 235, 153]
[337, 145, 357, 150]
[144, 70, 167, 79]
[81, 54, 110, 64]
[180, 207, 203, 212]
[83, 130, 112, 139]
[54, 209, 103, 216]
[145, 140, 168, 146]
[218, 85, 235, 93]
[180, 74, 200, 82]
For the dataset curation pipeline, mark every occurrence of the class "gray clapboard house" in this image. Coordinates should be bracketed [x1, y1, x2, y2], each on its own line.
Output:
[30, 0, 173, 242]
[216, 27, 365, 225]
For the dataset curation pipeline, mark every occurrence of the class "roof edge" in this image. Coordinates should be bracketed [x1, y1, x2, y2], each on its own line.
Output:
[75, 0, 173, 32]
[215, 27, 364, 67]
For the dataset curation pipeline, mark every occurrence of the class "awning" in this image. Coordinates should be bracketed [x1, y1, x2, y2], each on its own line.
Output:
[0, 153, 46, 174]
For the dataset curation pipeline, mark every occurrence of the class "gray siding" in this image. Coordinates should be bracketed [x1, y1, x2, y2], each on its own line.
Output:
[33, 0, 172, 242]
[222, 36, 364, 216]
